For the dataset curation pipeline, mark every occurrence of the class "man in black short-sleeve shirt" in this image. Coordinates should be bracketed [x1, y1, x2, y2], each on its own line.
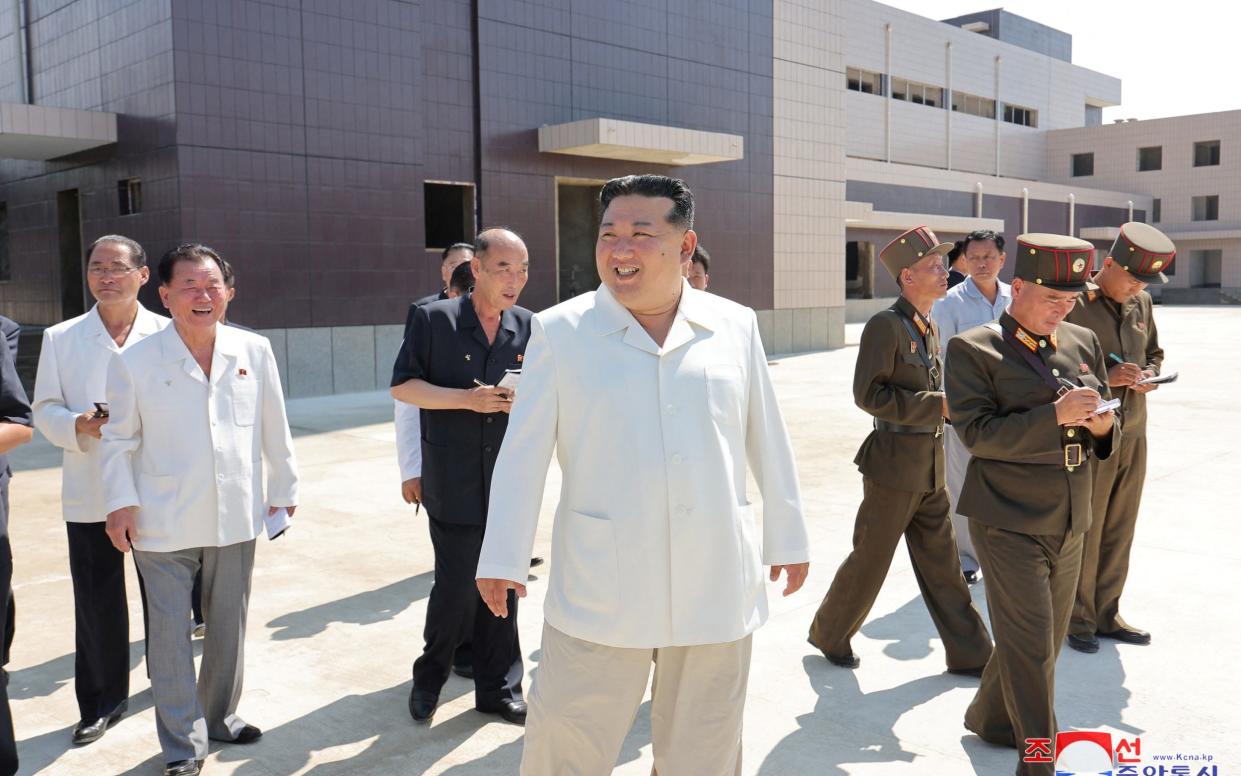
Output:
[390, 228, 532, 726]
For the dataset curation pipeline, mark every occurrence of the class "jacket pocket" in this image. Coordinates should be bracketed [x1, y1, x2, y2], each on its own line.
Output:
[559, 510, 620, 616]
[232, 378, 257, 426]
[704, 364, 745, 426]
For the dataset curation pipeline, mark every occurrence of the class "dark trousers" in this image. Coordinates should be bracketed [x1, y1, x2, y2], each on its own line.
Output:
[66, 522, 131, 721]
[413, 517, 522, 705]
[808, 478, 993, 670]
[965, 522, 1083, 776]
[1, 534, 17, 776]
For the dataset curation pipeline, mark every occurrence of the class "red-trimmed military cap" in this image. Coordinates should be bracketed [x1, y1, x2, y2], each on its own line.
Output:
[1014, 233, 1095, 292]
[1107, 221, 1175, 284]
[879, 226, 954, 280]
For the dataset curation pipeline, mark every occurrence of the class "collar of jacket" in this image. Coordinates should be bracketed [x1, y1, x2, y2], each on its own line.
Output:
[87, 303, 166, 347]
[457, 292, 521, 335]
[960, 275, 1011, 302]
[589, 280, 719, 355]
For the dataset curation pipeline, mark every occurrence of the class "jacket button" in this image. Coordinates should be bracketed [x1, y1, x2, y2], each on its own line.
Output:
[486, 417, 494, 424]
[484, 445, 493, 453]
[1066, 429, 1076, 438]
[671, 454, 684, 464]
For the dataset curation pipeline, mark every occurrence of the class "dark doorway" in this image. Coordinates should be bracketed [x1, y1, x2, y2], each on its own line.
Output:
[424, 182, 475, 252]
[57, 189, 86, 319]
[556, 182, 603, 302]
[846, 240, 875, 299]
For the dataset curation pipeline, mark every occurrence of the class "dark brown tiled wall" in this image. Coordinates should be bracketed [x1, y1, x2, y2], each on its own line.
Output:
[476, 0, 775, 311]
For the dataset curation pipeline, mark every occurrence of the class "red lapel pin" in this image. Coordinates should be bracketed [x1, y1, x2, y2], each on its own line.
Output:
[238, 368, 248, 376]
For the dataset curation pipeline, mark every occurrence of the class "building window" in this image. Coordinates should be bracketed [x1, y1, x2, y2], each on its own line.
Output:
[0, 203, 8, 282]
[1002, 103, 1038, 127]
[1071, 153, 1094, 177]
[1194, 140, 1221, 167]
[1151, 198, 1161, 223]
[951, 91, 996, 119]
[1191, 195, 1219, 221]
[1137, 146, 1162, 171]
[891, 77, 943, 108]
[846, 67, 884, 96]
[118, 178, 142, 215]
[424, 182, 475, 252]
[1191, 249, 1221, 287]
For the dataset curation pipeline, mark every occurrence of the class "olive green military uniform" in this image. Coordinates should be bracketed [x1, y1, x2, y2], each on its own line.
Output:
[1066, 222, 1170, 644]
[809, 226, 992, 671]
[946, 234, 1119, 776]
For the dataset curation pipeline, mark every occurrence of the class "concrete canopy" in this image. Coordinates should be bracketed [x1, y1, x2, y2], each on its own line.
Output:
[538, 118, 743, 166]
[0, 102, 117, 160]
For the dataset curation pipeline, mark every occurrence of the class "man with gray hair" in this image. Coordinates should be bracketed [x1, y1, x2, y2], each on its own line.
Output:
[33, 235, 168, 746]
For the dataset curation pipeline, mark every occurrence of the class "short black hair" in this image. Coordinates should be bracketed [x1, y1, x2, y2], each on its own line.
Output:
[691, 244, 710, 272]
[474, 227, 524, 259]
[88, 234, 146, 267]
[448, 260, 474, 295]
[962, 229, 1005, 254]
[442, 242, 474, 262]
[158, 243, 227, 285]
[219, 257, 237, 288]
[598, 175, 694, 230]
[946, 240, 964, 266]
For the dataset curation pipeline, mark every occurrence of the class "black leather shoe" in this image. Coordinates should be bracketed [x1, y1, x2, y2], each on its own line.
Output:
[947, 665, 985, 677]
[72, 704, 126, 745]
[1067, 634, 1100, 653]
[163, 759, 204, 776]
[530, 557, 545, 568]
[1098, 626, 1151, 645]
[807, 637, 860, 669]
[452, 663, 475, 679]
[963, 569, 980, 585]
[233, 724, 263, 744]
[476, 698, 527, 725]
[409, 689, 439, 724]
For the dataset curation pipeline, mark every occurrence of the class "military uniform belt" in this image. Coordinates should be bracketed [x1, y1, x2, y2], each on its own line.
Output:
[874, 419, 944, 436]
[976, 444, 1091, 470]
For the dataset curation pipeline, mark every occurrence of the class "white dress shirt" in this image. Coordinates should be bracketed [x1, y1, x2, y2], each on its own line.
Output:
[931, 276, 1013, 356]
[394, 399, 421, 479]
[477, 282, 809, 649]
[32, 304, 169, 523]
[100, 323, 298, 552]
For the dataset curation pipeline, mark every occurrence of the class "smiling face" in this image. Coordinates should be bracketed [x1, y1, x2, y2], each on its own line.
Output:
[471, 232, 528, 312]
[1010, 278, 1080, 334]
[596, 194, 696, 315]
[158, 257, 227, 332]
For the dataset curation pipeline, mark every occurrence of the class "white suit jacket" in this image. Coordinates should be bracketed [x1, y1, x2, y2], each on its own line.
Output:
[477, 282, 809, 648]
[32, 304, 169, 523]
[100, 323, 298, 552]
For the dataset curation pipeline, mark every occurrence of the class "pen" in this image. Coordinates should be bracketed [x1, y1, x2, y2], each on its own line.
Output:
[473, 378, 493, 389]
[1108, 352, 1124, 365]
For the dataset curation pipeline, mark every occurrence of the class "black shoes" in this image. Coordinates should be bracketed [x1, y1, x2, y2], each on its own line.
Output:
[808, 638, 860, 669]
[1098, 625, 1151, 645]
[409, 688, 439, 724]
[476, 698, 527, 725]
[164, 760, 204, 776]
[1067, 634, 1100, 653]
[208, 723, 262, 744]
[963, 569, 981, 585]
[947, 665, 985, 678]
[71, 703, 127, 746]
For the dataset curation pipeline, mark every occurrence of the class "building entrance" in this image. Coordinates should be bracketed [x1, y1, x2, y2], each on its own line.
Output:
[556, 181, 603, 302]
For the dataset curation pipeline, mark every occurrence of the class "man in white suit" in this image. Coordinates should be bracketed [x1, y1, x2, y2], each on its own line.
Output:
[101, 244, 298, 776]
[32, 234, 168, 746]
[477, 175, 811, 774]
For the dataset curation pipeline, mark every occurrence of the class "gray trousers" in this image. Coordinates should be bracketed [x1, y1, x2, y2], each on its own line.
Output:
[133, 540, 255, 763]
[944, 426, 980, 573]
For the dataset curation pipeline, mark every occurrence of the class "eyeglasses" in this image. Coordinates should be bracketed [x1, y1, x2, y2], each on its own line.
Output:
[87, 265, 140, 278]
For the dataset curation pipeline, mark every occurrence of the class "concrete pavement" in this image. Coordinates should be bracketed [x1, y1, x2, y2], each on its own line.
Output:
[6, 305, 1237, 775]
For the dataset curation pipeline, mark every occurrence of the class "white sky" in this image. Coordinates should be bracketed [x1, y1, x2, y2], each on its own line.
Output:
[876, 0, 1235, 121]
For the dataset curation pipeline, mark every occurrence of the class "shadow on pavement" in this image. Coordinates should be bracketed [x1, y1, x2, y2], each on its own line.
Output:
[265, 572, 434, 641]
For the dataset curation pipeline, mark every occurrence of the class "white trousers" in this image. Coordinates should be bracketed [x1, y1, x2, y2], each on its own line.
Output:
[521, 623, 752, 776]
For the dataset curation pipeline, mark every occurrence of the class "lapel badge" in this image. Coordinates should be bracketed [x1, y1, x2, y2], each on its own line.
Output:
[164, 379, 172, 387]
[238, 368, 248, 377]
[1136, 321, 1146, 331]
[1080, 362, 1090, 373]
[516, 354, 523, 363]
[910, 341, 917, 354]
[464, 354, 471, 361]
